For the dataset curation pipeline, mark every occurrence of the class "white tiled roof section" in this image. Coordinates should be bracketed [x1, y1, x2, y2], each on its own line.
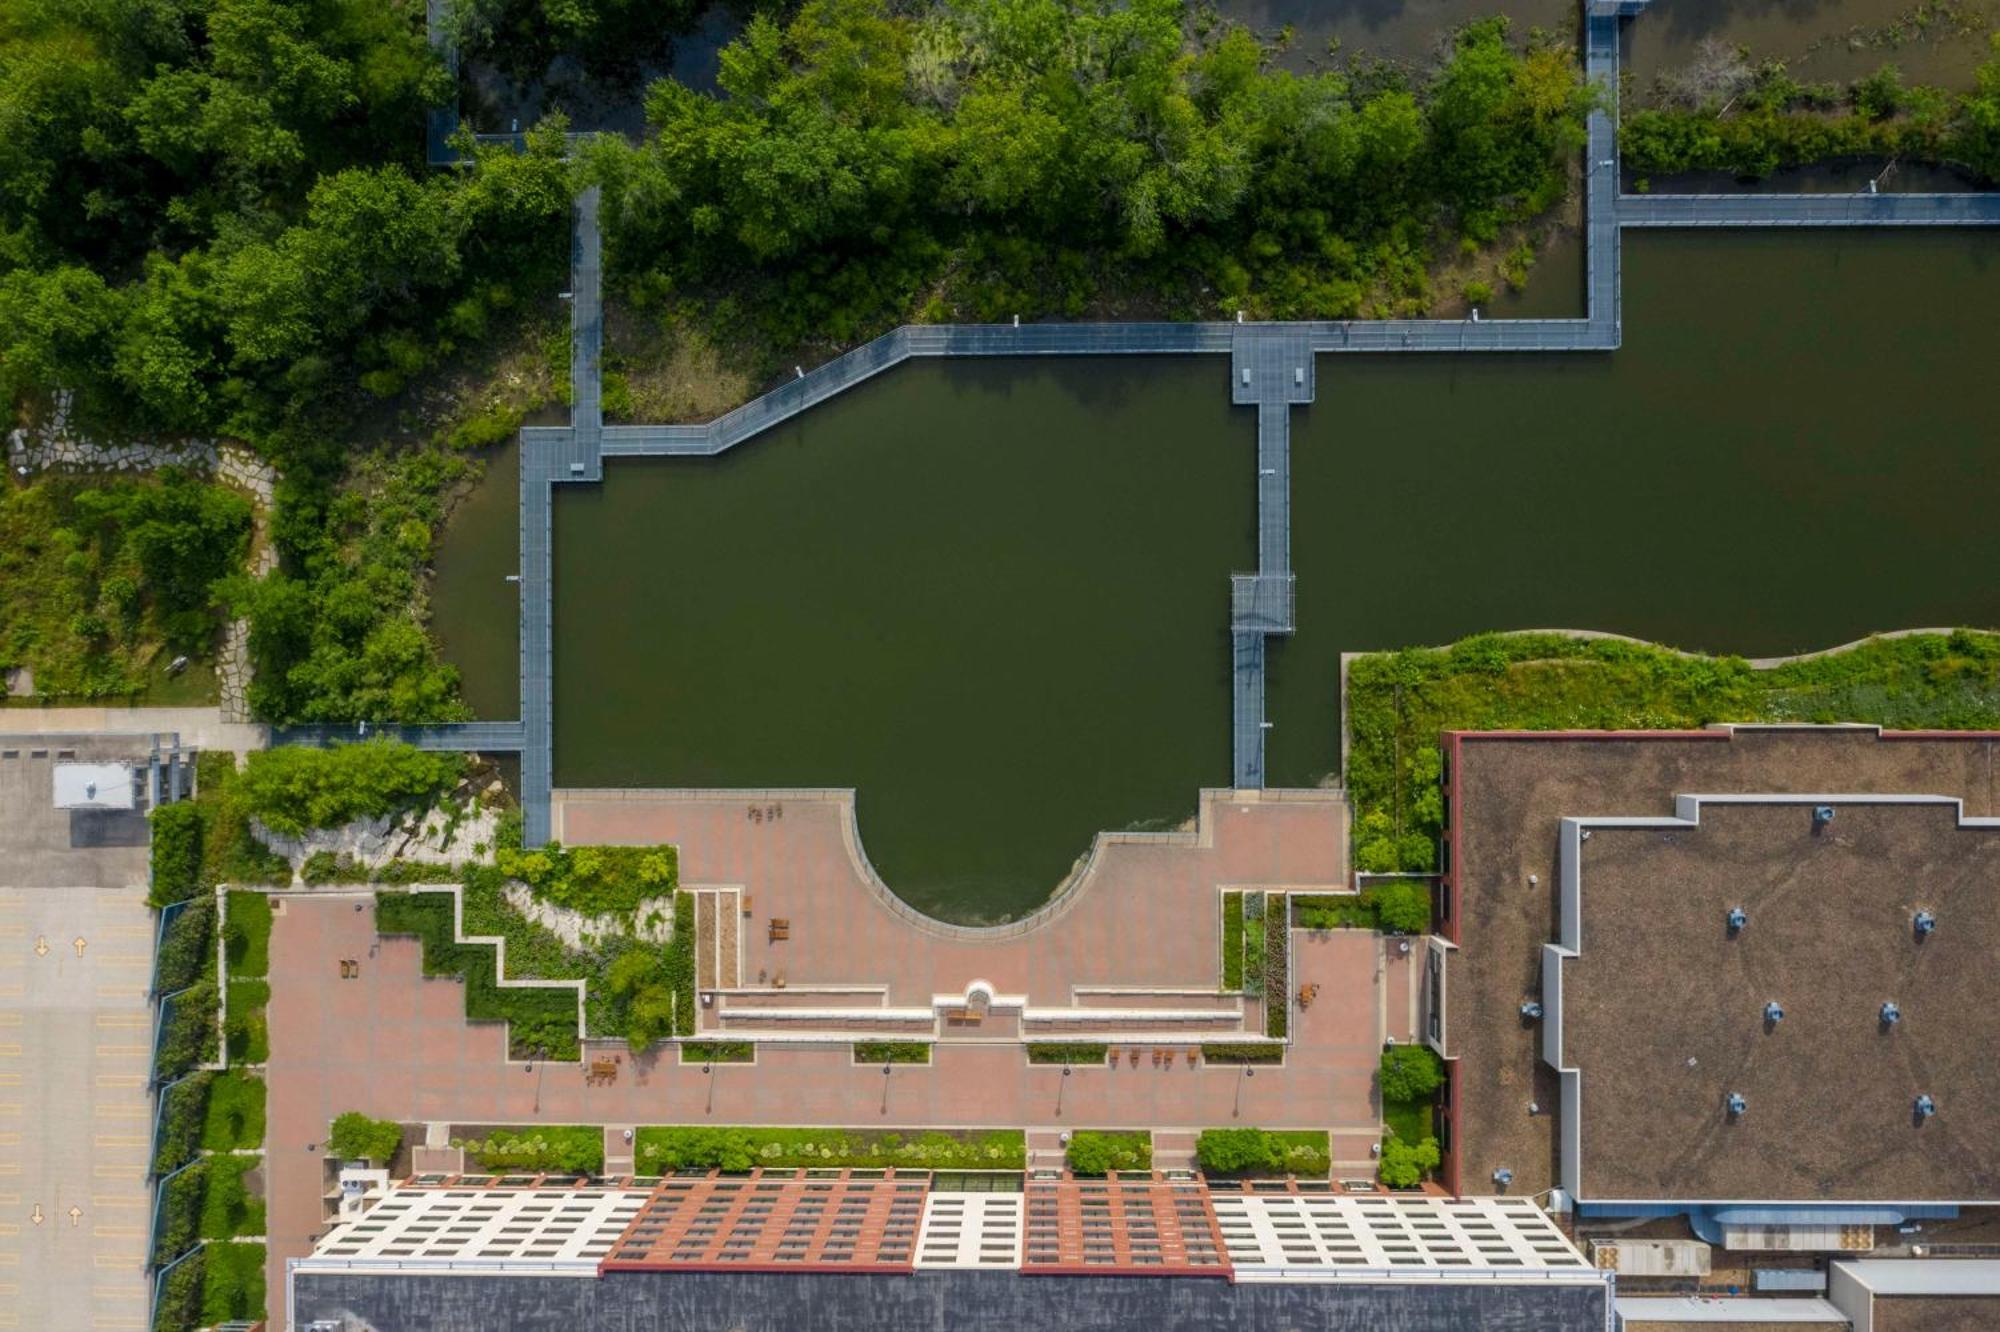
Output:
[916, 1192, 1025, 1269]
[305, 1187, 650, 1273]
[1211, 1195, 1592, 1280]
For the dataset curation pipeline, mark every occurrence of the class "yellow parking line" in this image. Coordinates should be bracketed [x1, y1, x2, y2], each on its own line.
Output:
[90, 1254, 131, 1269]
[0, 1193, 18, 1206]
[91, 1225, 143, 1239]
[0, 1223, 17, 1237]
[93, 1135, 147, 1148]
[92, 1319, 145, 1330]
[0, 986, 19, 1000]
[0, 1014, 20, 1027]
[0, 926, 22, 939]
[0, 1134, 18, 1147]
[94, 1015, 150, 1029]
[94, 1075, 144, 1089]
[95, 988, 144, 1002]
[0, 1104, 18, 1117]
[91, 1165, 141, 1180]
[93, 1046, 150, 1059]
[91, 1195, 144, 1210]
[94, 1105, 146, 1120]
[0, 1076, 21, 1088]
[0, 1282, 16, 1297]
[0, 1251, 18, 1266]
[101, 926, 152, 938]
[0, 1046, 19, 1058]
[92, 1287, 143, 1300]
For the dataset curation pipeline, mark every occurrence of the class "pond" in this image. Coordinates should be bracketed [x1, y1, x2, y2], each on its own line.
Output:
[434, 230, 2000, 924]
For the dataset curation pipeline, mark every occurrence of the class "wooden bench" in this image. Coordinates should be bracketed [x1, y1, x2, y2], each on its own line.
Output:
[768, 918, 790, 942]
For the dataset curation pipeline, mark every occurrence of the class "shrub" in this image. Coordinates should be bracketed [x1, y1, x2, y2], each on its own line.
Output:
[681, 1041, 753, 1064]
[153, 1246, 206, 1331]
[667, 891, 696, 1036]
[605, 945, 678, 1052]
[1379, 1135, 1441, 1188]
[154, 896, 217, 995]
[1370, 880, 1433, 935]
[154, 980, 218, 1082]
[302, 850, 372, 884]
[1196, 1128, 1330, 1177]
[224, 892, 272, 977]
[456, 1125, 604, 1174]
[1380, 1045, 1445, 1103]
[1028, 1043, 1108, 1064]
[204, 1072, 267, 1151]
[153, 1072, 215, 1175]
[1462, 279, 1494, 305]
[1067, 1131, 1153, 1175]
[328, 1111, 404, 1163]
[637, 1127, 1026, 1172]
[854, 1042, 930, 1064]
[496, 841, 678, 915]
[150, 802, 205, 905]
[239, 742, 465, 835]
[1265, 898, 1289, 1038]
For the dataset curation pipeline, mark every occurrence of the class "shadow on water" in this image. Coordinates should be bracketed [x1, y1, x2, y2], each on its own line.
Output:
[435, 231, 2000, 922]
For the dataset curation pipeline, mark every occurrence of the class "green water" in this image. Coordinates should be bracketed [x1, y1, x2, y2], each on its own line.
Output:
[435, 230, 2000, 923]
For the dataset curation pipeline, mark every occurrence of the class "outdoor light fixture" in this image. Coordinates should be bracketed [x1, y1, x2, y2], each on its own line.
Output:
[1727, 906, 1749, 932]
[1764, 1001, 1784, 1024]
[1914, 910, 1937, 936]
[1492, 1168, 1513, 1187]
[1520, 1001, 1544, 1020]
[1725, 1093, 1748, 1117]
[1881, 1002, 1902, 1026]
[1915, 1094, 1937, 1120]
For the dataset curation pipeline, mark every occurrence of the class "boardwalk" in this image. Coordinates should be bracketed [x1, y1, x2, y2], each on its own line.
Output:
[283, 0, 2000, 852]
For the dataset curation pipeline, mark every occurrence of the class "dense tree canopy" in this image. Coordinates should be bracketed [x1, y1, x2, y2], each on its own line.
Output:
[0, 0, 575, 449]
[590, 0, 1594, 338]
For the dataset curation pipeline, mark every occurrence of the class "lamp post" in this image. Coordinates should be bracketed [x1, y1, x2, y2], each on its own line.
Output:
[1233, 1067, 1255, 1119]
[880, 1063, 892, 1116]
[704, 1062, 716, 1116]
[1056, 1066, 1072, 1118]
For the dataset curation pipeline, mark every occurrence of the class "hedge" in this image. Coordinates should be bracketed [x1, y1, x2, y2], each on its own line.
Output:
[1199, 1043, 1284, 1065]
[1066, 1131, 1153, 1175]
[854, 1041, 931, 1064]
[153, 1163, 207, 1265]
[1379, 1046, 1444, 1103]
[1294, 880, 1433, 934]
[1221, 891, 1244, 990]
[149, 801, 205, 906]
[223, 891, 272, 977]
[1195, 1128, 1331, 1178]
[494, 841, 678, 915]
[152, 1245, 206, 1332]
[682, 1041, 754, 1064]
[374, 890, 580, 1059]
[1028, 1043, 1108, 1065]
[668, 891, 696, 1036]
[637, 1127, 1026, 1172]
[203, 1071, 266, 1152]
[1380, 1135, 1442, 1188]
[1265, 898, 1289, 1038]
[456, 1125, 604, 1174]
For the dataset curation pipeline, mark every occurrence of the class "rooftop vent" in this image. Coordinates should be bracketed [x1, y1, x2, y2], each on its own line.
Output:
[1813, 805, 1836, 827]
[1881, 1001, 1902, 1027]
[1914, 910, 1937, 937]
[1492, 1168, 1514, 1188]
[1725, 1092, 1748, 1117]
[1727, 906, 1749, 934]
[1764, 1001, 1785, 1024]
[1915, 1094, 1937, 1120]
[1520, 1001, 1544, 1020]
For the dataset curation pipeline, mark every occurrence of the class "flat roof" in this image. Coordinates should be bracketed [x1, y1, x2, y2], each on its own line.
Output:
[1442, 727, 2000, 1202]
[1563, 797, 2000, 1202]
[1871, 1295, 2000, 1332]
[51, 762, 135, 809]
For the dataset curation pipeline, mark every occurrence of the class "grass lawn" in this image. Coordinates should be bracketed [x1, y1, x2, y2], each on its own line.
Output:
[1384, 1099, 1433, 1145]
[224, 891, 272, 978]
[202, 1071, 266, 1151]
[1347, 630, 2000, 872]
[198, 1154, 265, 1240]
[226, 979, 270, 1064]
[199, 1240, 266, 1324]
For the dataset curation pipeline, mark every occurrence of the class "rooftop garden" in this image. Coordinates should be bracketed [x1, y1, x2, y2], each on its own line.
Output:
[635, 1126, 1027, 1173]
[1346, 629, 2000, 873]
[1195, 1128, 1330, 1178]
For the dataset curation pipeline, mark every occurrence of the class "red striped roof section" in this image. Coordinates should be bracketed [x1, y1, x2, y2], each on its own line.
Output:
[1021, 1173, 1230, 1276]
[598, 1168, 927, 1273]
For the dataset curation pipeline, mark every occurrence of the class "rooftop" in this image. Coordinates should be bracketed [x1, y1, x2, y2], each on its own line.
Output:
[1560, 797, 2000, 1203]
[1440, 727, 2000, 1201]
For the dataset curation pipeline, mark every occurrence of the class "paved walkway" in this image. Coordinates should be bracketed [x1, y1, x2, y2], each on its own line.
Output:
[0, 708, 264, 755]
[555, 788, 1345, 1005]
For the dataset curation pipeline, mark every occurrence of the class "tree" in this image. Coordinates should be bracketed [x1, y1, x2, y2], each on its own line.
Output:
[328, 1111, 402, 1162]
[1378, 1135, 1440, 1188]
[237, 740, 464, 835]
[606, 947, 676, 1052]
[1066, 1131, 1152, 1176]
[1379, 1045, 1444, 1103]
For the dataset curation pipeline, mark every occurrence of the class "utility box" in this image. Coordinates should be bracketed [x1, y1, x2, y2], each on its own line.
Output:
[1590, 1239, 1711, 1277]
[1755, 1267, 1829, 1292]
